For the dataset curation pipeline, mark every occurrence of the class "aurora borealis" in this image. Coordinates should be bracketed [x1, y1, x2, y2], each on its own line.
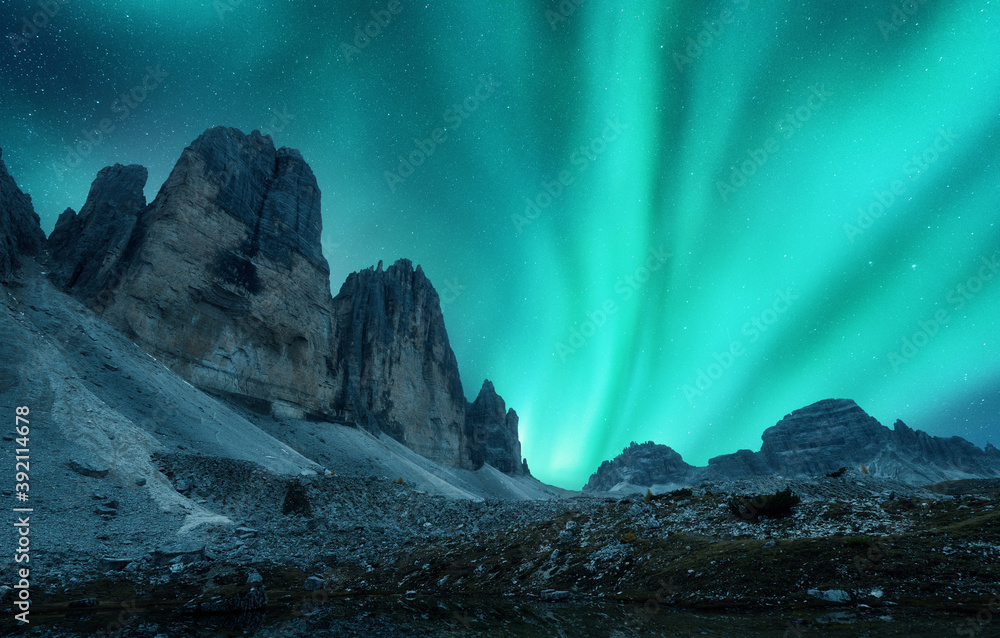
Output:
[1, 1, 997, 489]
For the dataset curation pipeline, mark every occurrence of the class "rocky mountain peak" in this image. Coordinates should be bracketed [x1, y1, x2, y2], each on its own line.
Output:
[161, 126, 327, 273]
[330, 258, 469, 468]
[40, 127, 525, 473]
[587, 399, 1000, 491]
[330, 260, 527, 471]
[334, 258, 449, 347]
[466, 379, 527, 475]
[47, 163, 148, 294]
[0, 147, 45, 282]
[80, 163, 148, 219]
[758, 398, 890, 476]
[48, 128, 336, 419]
[470, 379, 504, 414]
[583, 441, 695, 492]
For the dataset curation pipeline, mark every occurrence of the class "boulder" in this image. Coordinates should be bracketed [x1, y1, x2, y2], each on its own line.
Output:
[808, 588, 851, 604]
[67, 457, 110, 479]
[184, 585, 267, 613]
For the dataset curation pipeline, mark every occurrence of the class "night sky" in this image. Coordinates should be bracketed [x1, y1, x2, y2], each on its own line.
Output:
[2, 1, 998, 489]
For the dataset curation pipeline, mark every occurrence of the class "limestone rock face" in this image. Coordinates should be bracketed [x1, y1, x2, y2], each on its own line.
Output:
[47, 164, 148, 294]
[0, 148, 45, 282]
[44, 126, 527, 471]
[583, 441, 697, 492]
[329, 259, 470, 468]
[879, 419, 1000, 483]
[466, 380, 527, 475]
[757, 398, 890, 476]
[748, 399, 1000, 483]
[49, 127, 336, 417]
[706, 448, 771, 478]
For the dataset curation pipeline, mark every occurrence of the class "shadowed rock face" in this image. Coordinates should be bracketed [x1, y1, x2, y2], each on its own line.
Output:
[706, 448, 772, 478]
[329, 259, 471, 469]
[584, 441, 697, 492]
[48, 127, 336, 418]
[0, 148, 45, 282]
[47, 164, 149, 294]
[885, 419, 1000, 480]
[466, 379, 527, 475]
[756, 398, 890, 476]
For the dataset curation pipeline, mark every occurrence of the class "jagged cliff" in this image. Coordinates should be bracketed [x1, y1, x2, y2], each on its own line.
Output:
[47, 163, 148, 295]
[466, 380, 528, 475]
[40, 127, 526, 472]
[751, 399, 1000, 484]
[0, 148, 45, 282]
[47, 127, 336, 419]
[329, 258, 471, 468]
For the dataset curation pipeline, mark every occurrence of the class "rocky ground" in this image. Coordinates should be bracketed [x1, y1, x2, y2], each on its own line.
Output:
[8, 466, 999, 637]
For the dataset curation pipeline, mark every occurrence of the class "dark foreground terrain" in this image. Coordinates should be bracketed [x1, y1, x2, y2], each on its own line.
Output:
[10, 472, 999, 637]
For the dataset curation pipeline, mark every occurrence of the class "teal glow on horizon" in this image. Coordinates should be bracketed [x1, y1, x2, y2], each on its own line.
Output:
[2, 0, 997, 489]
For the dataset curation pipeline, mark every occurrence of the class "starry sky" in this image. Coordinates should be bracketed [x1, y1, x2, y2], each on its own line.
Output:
[2, 1, 998, 489]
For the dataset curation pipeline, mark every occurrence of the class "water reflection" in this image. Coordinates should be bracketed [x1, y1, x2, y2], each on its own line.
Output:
[29, 597, 971, 637]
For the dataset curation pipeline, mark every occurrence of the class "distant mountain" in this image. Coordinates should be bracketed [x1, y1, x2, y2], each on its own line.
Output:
[735, 398, 1000, 485]
[584, 398, 1000, 491]
[584, 441, 695, 492]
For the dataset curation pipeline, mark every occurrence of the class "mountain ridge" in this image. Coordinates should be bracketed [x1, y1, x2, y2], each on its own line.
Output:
[585, 398, 1000, 492]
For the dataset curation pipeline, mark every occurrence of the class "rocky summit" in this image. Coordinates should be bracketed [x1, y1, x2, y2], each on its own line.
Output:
[42, 127, 526, 473]
[585, 398, 1000, 493]
[46, 163, 149, 294]
[48, 127, 337, 420]
[584, 441, 696, 492]
[329, 258, 470, 468]
[741, 398, 1000, 485]
[466, 379, 529, 475]
[0, 147, 45, 282]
